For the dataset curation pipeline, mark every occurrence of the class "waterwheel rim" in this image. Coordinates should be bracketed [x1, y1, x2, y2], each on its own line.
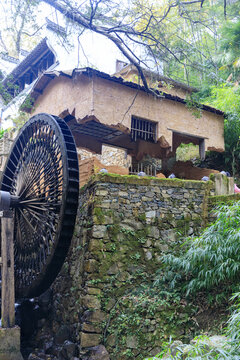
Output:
[1, 113, 79, 298]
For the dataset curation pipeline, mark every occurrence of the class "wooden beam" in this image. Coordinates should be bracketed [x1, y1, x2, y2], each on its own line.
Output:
[1, 211, 15, 328]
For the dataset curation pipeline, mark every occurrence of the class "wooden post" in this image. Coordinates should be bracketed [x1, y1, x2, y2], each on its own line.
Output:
[1, 210, 15, 328]
[199, 139, 205, 160]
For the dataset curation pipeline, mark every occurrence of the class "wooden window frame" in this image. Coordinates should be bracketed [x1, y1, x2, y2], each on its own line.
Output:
[131, 116, 157, 142]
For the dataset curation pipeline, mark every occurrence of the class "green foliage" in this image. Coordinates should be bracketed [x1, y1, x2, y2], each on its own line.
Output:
[176, 143, 199, 162]
[0, 128, 7, 139]
[223, 114, 240, 177]
[206, 84, 240, 114]
[8, 111, 30, 130]
[198, 83, 240, 177]
[162, 202, 240, 298]
[144, 200, 240, 359]
[185, 95, 203, 119]
[106, 282, 197, 359]
[145, 292, 240, 359]
[218, 20, 240, 79]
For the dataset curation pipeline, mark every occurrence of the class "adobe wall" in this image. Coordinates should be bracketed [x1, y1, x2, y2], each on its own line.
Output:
[92, 77, 224, 152]
[45, 174, 217, 359]
[32, 74, 93, 119]
[32, 73, 224, 153]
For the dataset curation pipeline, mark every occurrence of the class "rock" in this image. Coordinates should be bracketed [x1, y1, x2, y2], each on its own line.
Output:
[43, 337, 54, 353]
[84, 259, 98, 273]
[54, 325, 72, 344]
[155, 243, 169, 252]
[60, 340, 78, 359]
[107, 263, 119, 275]
[105, 298, 116, 311]
[145, 251, 153, 260]
[150, 226, 160, 239]
[28, 351, 48, 360]
[87, 287, 102, 296]
[47, 344, 62, 357]
[82, 323, 102, 334]
[106, 333, 117, 347]
[126, 335, 138, 349]
[160, 229, 176, 242]
[88, 345, 110, 360]
[149, 347, 161, 357]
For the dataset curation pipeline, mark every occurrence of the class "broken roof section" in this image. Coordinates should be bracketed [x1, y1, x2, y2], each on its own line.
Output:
[63, 114, 128, 143]
[114, 63, 198, 97]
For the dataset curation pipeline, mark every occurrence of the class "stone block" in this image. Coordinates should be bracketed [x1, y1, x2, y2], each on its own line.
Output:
[87, 287, 102, 295]
[92, 225, 107, 238]
[82, 295, 101, 309]
[82, 322, 102, 333]
[87, 310, 106, 323]
[122, 219, 143, 230]
[126, 335, 138, 349]
[89, 239, 103, 251]
[119, 191, 128, 197]
[150, 226, 160, 239]
[80, 332, 101, 348]
[146, 210, 156, 218]
[107, 263, 119, 275]
[144, 249, 153, 260]
[87, 345, 110, 360]
[96, 190, 108, 196]
[84, 259, 99, 273]
[0, 326, 23, 360]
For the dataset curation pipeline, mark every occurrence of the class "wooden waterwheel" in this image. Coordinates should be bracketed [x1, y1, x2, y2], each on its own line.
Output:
[0, 113, 79, 298]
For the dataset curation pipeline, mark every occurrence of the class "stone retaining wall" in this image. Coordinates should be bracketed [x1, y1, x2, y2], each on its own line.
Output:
[47, 174, 217, 359]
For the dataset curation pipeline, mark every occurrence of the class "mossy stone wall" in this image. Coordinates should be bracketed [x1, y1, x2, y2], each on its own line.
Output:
[49, 174, 218, 359]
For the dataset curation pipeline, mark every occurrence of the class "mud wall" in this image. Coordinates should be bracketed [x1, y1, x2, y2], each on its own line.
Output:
[31, 73, 224, 152]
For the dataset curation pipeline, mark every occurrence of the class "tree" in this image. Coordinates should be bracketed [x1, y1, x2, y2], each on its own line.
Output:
[0, 0, 41, 57]
[0, 0, 233, 90]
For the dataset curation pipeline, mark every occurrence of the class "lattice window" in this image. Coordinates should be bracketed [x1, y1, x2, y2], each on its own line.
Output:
[131, 116, 157, 142]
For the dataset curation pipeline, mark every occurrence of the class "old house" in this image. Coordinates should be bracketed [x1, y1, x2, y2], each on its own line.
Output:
[18, 66, 224, 185]
[0, 35, 225, 185]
